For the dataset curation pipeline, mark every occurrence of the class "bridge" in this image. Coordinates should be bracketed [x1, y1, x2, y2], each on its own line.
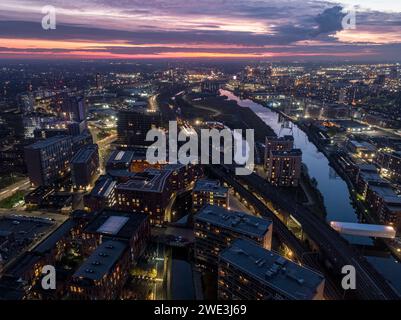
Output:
[208, 164, 400, 300]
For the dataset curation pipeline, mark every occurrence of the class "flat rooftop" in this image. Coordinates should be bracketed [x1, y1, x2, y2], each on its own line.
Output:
[271, 149, 302, 157]
[220, 239, 324, 300]
[116, 169, 171, 193]
[193, 179, 228, 196]
[25, 135, 71, 150]
[120, 106, 158, 115]
[357, 163, 378, 173]
[195, 205, 271, 238]
[369, 184, 401, 204]
[349, 140, 376, 151]
[32, 219, 76, 254]
[84, 210, 148, 240]
[73, 240, 127, 281]
[106, 150, 135, 167]
[71, 144, 98, 164]
[360, 171, 383, 183]
[266, 135, 294, 142]
[89, 176, 117, 198]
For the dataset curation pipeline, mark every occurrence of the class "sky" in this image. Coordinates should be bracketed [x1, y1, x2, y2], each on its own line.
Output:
[0, 0, 400, 61]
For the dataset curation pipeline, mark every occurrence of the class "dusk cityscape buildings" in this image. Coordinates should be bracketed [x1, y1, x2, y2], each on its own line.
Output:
[0, 0, 400, 306]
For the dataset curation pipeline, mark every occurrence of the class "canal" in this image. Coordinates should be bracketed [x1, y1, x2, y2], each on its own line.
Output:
[219, 89, 401, 294]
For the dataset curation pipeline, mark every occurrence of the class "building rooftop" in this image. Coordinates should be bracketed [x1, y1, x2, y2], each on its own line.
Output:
[32, 219, 76, 255]
[106, 149, 148, 169]
[71, 144, 98, 164]
[357, 163, 378, 173]
[25, 135, 71, 150]
[193, 179, 228, 196]
[369, 184, 401, 205]
[106, 150, 135, 168]
[0, 216, 54, 265]
[24, 186, 55, 201]
[84, 210, 148, 240]
[120, 106, 159, 115]
[271, 149, 302, 157]
[266, 135, 294, 142]
[349, 140, 376, 151]
[360, 171, 383, 184]
[195, 205, 271, 238]
[220, 239, 324, 300]
[116, 169, 171, 193]
[89, 176, 117, 198]
[73, 240, 127, 281]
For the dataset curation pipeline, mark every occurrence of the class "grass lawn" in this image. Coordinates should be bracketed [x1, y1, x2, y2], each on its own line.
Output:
[0, 191, 25, 209]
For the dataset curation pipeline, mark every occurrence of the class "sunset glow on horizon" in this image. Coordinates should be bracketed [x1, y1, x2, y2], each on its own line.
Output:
[0, 0, 400, 61]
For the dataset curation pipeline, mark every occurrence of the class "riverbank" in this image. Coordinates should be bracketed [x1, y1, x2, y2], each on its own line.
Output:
[220, 88, 401, 295]
[248, 94, 401, 262]
[177, 91, 327, 215]
[300, 122, 401, 261]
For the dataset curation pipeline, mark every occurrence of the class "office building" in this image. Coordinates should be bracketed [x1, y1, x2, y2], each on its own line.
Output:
[69, 240, 129, 300]
[267, 149, 302, 187]
[24, 136, 73, 186]
[194, 205, 272, 271]
[218, 239, 325, 300]
[117, 107, 162, 147]
[71, 144, 99, 190]
[192, 179, 229, 212]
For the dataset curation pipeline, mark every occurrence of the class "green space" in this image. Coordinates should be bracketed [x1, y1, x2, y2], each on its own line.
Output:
[176, 93, 276, 143]
[0, 191, 25, 209]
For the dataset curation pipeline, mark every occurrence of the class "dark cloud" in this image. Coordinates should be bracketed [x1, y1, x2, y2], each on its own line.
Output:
[315, 6, 345, 34]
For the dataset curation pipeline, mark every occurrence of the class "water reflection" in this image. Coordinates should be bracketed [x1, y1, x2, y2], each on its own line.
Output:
[219, 89, 401, 292]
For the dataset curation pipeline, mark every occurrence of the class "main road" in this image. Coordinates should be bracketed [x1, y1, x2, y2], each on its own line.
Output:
[0, 178, 30, 202]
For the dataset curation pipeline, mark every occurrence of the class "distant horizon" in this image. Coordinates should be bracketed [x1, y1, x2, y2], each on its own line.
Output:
[0, 58, 400, 65]
[0, 1, 400, 61]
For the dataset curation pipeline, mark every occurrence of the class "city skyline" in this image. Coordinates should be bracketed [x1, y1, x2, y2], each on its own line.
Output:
[0, 0, 400, 61]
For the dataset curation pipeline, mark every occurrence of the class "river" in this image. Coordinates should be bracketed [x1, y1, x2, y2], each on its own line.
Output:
[219, 89, 401, 294]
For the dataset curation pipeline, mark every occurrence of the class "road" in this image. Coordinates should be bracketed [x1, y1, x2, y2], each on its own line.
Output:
[0, 178, 30, 202]
[88, 124, 117, 173]
[210, 165, 400, 300]
[149, 94, 160, 111]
